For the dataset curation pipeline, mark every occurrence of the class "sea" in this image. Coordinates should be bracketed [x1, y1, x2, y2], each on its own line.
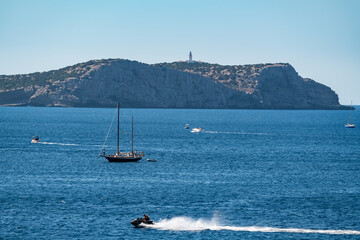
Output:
[0, 107, 359, 240]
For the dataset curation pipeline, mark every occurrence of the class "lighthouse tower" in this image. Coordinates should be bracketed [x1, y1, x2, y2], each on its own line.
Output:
[186, 51, 195, 63]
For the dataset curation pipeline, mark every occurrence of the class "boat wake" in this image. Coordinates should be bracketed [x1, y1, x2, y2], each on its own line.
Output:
[145, 216, 360, 235]
[38, 142, 78, 146]
[203, 131, 268, 135]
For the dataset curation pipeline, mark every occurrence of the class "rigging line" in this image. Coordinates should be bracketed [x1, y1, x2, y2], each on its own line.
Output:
[100, 106, 117, 153]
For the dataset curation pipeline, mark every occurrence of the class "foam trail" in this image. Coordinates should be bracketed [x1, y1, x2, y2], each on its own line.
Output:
[38, 142, 78, 146]
[203, 131, 268, 135]
[220, 226, 360, 235]
[145, 216, 360, 235]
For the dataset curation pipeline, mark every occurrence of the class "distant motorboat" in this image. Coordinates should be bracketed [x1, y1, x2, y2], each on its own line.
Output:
[31, 135, 40, 143]
[147, 159, 157, 162]
[191, 128, 204, 133]
[184, 124, 190, 129]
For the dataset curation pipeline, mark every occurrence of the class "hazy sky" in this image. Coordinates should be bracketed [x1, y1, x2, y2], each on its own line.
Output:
[0, 0, 359, 104]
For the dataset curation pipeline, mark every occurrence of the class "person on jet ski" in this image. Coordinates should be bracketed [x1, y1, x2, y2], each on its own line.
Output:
[143, 214, 150, 223]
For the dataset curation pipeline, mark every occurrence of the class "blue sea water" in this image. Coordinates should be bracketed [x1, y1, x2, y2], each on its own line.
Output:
[0, 107, 359, 239]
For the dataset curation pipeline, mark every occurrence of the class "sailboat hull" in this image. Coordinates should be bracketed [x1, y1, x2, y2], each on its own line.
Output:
[105, 156, 142, 162]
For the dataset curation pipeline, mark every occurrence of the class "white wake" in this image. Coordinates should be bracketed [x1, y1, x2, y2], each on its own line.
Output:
[38, 142, 78, 146]
[203, 131, 268, 135]
[144, 216, 360, 235]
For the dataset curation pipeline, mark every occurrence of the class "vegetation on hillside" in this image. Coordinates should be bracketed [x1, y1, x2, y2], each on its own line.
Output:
[154, 62, 284, 92]
[0, 59, 112, 90]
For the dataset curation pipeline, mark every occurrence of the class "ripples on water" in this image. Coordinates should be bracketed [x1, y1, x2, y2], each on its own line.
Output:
[0, 107, 359, 239]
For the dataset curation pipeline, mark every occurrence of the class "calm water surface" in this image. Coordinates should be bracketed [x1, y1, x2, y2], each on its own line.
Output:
[1, 107, 359, 239]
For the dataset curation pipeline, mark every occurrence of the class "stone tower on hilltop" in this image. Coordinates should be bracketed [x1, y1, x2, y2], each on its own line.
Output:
[189, 51, 192, 62]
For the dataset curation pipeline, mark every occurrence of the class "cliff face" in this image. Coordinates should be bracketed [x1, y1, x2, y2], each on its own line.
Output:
[0, 59, 350, 109]
[252, 64, 341, 109]
[157, 62, 347, 109]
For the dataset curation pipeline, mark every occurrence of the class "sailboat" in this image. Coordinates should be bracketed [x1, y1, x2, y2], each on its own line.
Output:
[100, 102, 144, 162]
[345, 101, 356, 128]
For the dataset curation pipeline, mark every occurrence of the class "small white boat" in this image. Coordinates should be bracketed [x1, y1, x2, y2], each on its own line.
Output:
[191, 128, 204, 133]
[147, 159, 157, 162]
[345, 101, 356, 128]
[31, 135, 40, 143]
[184, 124, 190, 129]
[345, 123, 356, 128]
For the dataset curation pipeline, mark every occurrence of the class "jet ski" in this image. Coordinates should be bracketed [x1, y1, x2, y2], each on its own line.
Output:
[130, 217, 154, 228]
[31, 135, 40, 143]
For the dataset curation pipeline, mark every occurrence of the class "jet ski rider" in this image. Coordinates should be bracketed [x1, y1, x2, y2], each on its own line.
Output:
[143, 214, 150, 223]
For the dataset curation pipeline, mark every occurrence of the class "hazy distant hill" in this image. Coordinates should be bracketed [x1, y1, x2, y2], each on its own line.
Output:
[0, 59, 351, 109]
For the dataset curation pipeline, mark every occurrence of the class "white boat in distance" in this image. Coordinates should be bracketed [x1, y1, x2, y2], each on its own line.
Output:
[345, 101, 356, 128]
[345, 123, 356, 128]
[191, 128, 204, 133]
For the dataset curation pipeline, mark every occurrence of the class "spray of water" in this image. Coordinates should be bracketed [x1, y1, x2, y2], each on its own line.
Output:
[144, 216, 360, 235]
[146, 216, 219, 231]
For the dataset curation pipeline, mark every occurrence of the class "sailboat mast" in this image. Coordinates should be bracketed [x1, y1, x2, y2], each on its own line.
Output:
[351, 100, 353, 123]
[117, 102, 120, 155]
[131, 116, 134, 155]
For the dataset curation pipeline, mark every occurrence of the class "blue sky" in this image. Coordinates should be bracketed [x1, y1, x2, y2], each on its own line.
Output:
[0, 0, 359, 104]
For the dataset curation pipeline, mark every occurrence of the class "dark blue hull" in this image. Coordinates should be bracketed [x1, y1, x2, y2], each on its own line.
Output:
[105, 156, 142, 162]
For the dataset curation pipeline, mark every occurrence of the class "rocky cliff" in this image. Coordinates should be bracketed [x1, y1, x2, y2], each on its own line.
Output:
[0, 59, 350, 109]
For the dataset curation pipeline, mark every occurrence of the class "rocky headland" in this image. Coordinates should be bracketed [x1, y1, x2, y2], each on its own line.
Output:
[0, 59, 351, 109]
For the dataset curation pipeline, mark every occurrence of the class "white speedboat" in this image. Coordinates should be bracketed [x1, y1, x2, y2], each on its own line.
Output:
[345, 123, 356, 128]
[191, 128, 204, 133]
